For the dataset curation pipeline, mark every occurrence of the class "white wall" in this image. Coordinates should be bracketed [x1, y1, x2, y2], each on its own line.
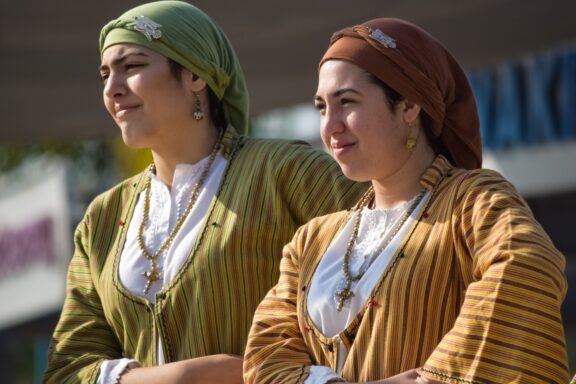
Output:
[0, 160, 71, 330]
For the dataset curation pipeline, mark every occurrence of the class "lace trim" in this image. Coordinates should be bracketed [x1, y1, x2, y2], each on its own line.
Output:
[114, 361, 141, 384]
[347, 197, 417, 275]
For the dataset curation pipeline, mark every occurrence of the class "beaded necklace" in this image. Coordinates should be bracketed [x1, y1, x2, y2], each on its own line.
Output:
[334, 188, 426, 311]
[138, 134, 222, 294]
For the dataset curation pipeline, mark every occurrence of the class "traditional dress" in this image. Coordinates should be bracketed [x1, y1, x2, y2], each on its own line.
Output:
[244, 156, 569, 384]
[44, 127, 367, 383]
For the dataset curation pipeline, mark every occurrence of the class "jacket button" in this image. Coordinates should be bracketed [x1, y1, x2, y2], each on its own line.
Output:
[328, 345, 334, 352]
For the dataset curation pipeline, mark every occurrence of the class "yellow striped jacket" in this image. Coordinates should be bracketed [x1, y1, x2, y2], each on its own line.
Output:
[244, 155, 569, 384]
[43, 127, 368, 384]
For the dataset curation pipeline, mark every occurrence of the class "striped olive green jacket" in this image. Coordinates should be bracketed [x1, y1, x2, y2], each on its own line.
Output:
[244, 156, 569, 384]
[43, 127, 368, 384]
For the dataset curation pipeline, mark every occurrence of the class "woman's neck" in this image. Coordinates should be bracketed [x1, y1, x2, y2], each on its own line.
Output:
[151, 121, 220, 188]
[371, 145, 436, 209]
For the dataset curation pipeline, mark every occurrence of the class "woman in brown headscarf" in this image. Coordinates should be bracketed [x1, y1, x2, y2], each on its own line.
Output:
[243, 18, 569, 384]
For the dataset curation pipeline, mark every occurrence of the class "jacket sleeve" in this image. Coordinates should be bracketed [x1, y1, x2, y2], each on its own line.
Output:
[276, 142, 367, 224]
[243, 231, 313, 384]
[44, 207, 123, 384]
[420, 171, 569, 384]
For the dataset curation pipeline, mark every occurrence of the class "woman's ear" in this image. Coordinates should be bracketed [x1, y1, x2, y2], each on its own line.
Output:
[399, 100, 421, 125]
[182, 69, 207, 93]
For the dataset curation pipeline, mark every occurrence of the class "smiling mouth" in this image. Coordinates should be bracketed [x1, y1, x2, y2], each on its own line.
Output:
[115, 105, 139, 118]
[330, 143, 355, 159]
[332, 142, 354, 151]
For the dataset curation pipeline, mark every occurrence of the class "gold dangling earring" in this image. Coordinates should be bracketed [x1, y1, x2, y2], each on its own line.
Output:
[193, 92, 204, 121]
[405, 121, 417, 152]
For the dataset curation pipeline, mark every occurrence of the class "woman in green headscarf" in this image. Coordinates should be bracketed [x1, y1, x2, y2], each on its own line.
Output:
[43, 1, 367, 383]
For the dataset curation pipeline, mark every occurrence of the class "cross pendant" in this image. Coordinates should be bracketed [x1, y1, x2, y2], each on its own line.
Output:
[143, 268, 161, 294]
[335, 287, 354, 311]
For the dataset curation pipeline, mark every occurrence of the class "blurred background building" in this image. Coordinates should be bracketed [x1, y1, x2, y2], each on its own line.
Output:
[1, 0, 575, 382]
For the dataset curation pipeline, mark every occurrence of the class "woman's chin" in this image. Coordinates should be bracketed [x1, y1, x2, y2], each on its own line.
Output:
[120, 131, 150, 150]
[340, 167, 371, 183]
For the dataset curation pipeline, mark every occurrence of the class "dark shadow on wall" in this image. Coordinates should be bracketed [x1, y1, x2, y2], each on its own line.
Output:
[527, 190, 576, 375]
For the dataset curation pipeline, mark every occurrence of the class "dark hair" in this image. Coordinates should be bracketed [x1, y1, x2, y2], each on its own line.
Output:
[368, 74, 452, 161]
[167, 59, 228, 130]
[368, 74, 403, 109]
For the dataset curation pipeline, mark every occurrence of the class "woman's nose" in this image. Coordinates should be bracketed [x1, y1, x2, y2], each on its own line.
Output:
[321, 107, 344, 136]
[103, 72, 127, 99]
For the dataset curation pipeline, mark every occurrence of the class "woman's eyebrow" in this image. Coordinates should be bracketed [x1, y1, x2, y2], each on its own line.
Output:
[99, 52, 149, 71]
[315, 88, 361, 101]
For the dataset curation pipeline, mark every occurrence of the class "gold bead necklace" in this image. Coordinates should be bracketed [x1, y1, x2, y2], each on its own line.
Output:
[138, 134, 222, 294]
[334, 188, 426, 311]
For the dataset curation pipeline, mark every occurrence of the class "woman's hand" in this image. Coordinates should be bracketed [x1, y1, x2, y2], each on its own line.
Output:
[119, 354, 243, 384]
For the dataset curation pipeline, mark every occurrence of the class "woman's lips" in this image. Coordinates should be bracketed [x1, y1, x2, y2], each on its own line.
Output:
[331, 141, 355, 156]
[115, 104, 140, 118]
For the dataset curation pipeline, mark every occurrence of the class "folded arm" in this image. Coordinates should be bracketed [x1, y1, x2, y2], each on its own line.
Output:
[244, 237, 314, 384]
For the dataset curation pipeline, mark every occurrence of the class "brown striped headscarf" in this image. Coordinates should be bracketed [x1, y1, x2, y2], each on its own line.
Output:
[320, 18, 482, 169]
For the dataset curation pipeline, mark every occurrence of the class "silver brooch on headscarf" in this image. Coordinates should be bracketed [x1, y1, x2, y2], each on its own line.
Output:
[133, 16, 162, 41]
[368, 28, 396, 48]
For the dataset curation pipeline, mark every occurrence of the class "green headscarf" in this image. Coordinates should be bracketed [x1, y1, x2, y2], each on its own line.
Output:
[99, 1, 250, 134]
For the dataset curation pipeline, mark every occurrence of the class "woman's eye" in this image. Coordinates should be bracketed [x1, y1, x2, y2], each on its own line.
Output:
[99, 72, 109, 83]
[314, 103, 326, 114]
[340, 98, 354, 105]
[125, 63, 145, 70]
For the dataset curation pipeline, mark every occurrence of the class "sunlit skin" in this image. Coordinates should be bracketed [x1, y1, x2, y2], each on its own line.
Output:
[315, 60, 436, 209]
[99, 43, 219, 188]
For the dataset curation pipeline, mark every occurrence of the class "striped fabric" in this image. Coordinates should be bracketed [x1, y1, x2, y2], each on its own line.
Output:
[43, 127, 368, 384]
[244, 155, 569, 384]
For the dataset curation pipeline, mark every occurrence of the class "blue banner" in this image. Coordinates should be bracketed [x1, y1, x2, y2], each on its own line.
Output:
[468, 47, 576, 149]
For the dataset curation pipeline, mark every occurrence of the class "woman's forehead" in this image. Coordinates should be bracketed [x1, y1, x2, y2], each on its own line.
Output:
[101, 43, 156, 65]
[318, 61, 371, 89]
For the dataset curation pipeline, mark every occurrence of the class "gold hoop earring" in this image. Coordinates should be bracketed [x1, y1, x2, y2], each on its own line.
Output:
[193, 92, 204, 121]
[405, 121, 417, 152]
